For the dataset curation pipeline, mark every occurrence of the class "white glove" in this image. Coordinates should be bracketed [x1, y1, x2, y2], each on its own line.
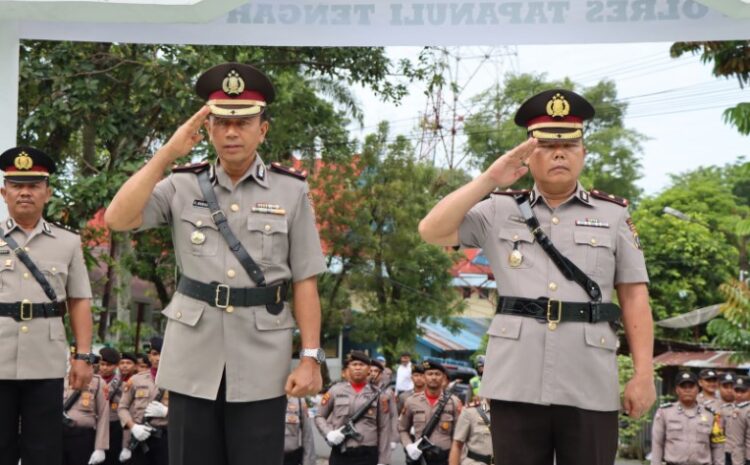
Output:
[131, 423, 153, 441]
[118, 448, 132, 462]
[145, 401, 168, 418]
[405, 442, 423, 460]
[326, 428, 346, 446]
[88, 449, 106, 464]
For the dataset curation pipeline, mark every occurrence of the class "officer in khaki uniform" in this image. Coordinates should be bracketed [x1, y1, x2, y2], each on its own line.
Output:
[98, 347, 125, 465]
[283, 396, 315, 465]
[399, 361, 463, 465]
[0, 146, 94, 465]
[397, 363, 425, 414]
[117, 339, 168, 465]
[448, 398, 492, 465]
[370, 357, 399, 451]
[698, 369, 720, 409]
[651, 371, 724, 465]
[105, 63, 327, 465]
[315, 351, 391, 465]
[62, 366, 109, 465]
[419, 89, 655, 465]
[724, 376, 750, 465]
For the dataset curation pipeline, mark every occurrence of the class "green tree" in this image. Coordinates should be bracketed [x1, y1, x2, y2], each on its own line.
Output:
[670, 41, 750, 134]
[462, 73, 645, 202]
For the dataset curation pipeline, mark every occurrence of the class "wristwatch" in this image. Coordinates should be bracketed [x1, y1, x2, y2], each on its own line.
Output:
[73, 353, 99, 365]
[299, 348, 326, 365]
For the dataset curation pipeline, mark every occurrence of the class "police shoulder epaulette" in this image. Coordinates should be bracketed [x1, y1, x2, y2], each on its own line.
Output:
[270, 162, 307, 180]
[704, 404, 716, 414]
[590, 189, 629, 207]
[659, 402, 673, 409]
[738, 401, 750, 408]
[491, 189, 530, 196]
[171, 161, 210, 174]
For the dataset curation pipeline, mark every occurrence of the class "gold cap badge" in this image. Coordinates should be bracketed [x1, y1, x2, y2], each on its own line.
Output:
[13, 152, 33, 171]
[546, 93, 570, 118]
[222, 70, 245, 96]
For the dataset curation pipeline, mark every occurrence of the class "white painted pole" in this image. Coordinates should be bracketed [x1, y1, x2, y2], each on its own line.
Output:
[0, 22, 19, 218]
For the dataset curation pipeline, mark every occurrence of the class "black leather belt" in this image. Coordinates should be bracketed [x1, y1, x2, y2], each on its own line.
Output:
[496, 296, 620, 323]
[467, 450, 492, 464]
[177, 276, 288, 309]
[0, 301, 66, 321]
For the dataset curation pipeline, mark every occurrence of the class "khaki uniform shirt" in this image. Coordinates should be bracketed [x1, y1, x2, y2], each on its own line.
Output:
[398, 391, 463, 451]
[699, 392, 720, 409]
[283, 397, 316, 465]
[314, 381, 391, 464]
[724, 402, 750, 465]
[118, 370, 168, 430]
[139, 156, 326, 402]
[397, 389, 415, 414]
[453, 404, 492, 465]
[64, 374, 110, 450]
[651, 402, 722, 465]
[0, 218, 92, 380]
[103, 375, 124, 423]
[459, 183, 648, 411]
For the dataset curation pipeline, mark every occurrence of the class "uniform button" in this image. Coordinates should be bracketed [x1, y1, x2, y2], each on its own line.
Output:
[501, 327, 507, 334]
[548, 282, 558, 291]
[264, 224, 271, 232]
[51, 267, 57, 272]
[196, 220, 203, 227]
[23, 272, 29, 279]
[600, 337, 606, 345]
[276, 319, 281, 325]
[175, 311, 182, 320]
[24, 247, 30, 252]
[551, 217, 560, 225]
[227, 269, 236, 278]
[226, 306, 234, 314]
[20, 325, 29, 333]
[230, 204, 240, 212]
[590, 238, 597, 245]
[512, 234, 519, 241]
[5, 259, 11, 267]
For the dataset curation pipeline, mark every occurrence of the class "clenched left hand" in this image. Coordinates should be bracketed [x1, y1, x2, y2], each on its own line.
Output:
[622, 374, 656, 419]
[285, 359, 322, 397]
[68, 360, 93, 390]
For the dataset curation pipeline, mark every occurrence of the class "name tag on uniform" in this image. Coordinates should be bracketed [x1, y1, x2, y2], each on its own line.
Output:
[575, 218, 610, 228]
[252, 203, 286, 216]
[135, 389, 148, 398]
[507, 215, 526, 224]
[192, 199, 209, 209]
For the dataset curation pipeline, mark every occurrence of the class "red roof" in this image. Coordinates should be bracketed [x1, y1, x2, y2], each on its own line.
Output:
[451, 249, 492, 277]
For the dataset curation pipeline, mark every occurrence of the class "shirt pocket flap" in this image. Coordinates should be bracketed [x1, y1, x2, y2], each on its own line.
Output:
[39, 260, 65, 275]
[666, 420, 684, 431]
[498, 228, 534, 244]
[574, 230, 612, 249]
[486, 315, 523, 340]
[162, 293, 206, 327]
[247, 216, 288, 236]
[584, 324, 618, 351]
[180, 210, 218, 230]
[255, 304, 296, 331]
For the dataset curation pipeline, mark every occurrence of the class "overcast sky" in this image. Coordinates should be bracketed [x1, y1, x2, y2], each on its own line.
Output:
[349, 42, 749, 197]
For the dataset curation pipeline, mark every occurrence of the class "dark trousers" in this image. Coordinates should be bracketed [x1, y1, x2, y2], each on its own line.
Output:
[105, 421, 123, 465]
[62, 427, 95, 465]
[0, 378, 63, 465]
[329, 446, 378, 465]
[283, 448, 302, 465]
[131, 430, 168, 465]
[168, 377, 286, 465]
[490, 400, 618, 465]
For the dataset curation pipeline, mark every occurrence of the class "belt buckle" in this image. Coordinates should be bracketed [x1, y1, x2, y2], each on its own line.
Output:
[546, 299, 562, 330]
[210, 210, 227, 224]
[215, 284, 230, 309]
[20, 299, 32, 321]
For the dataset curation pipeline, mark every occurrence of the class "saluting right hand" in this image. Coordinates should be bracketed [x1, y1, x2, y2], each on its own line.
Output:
[159, 106, 211, 163]
[481, 138, 537, 189]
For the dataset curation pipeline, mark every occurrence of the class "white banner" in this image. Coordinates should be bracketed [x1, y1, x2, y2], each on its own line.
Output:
[11, 0, 750, 46]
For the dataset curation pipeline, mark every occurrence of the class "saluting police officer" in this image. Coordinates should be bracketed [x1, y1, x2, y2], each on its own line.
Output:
[650, 371, 723, 465]
[105, 62, 327, 465]
[117, 337, 168, 465]
[314, 351, 391, 465]
[419, 89, 655, 465]
[283, 395, 316, 465]
[397, 363, 426, 416]
[448, 397, 492, 465]
[0, 146, 94, 465]
[699, 369, 720, 409]
[724, 376, 750, 465]
[98, 347, 125, 465]
[399, 361, 463, 465]
[62, 352, 109, 465]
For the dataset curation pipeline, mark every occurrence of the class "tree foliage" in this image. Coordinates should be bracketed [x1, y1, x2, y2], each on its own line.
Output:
[462, 73, 645, 202]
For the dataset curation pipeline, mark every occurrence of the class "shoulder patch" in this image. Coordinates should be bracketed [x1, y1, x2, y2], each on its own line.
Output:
[171, 161, 210, 174]
[270, 162, 307, 180]
[590, 189, 629, 207]
[659, 402, 673, 409]
[491, 189, 529, 196]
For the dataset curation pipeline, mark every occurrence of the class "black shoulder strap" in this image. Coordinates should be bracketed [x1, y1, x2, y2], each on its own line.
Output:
[476, 405, 490, 426]
[513, 194, 602, 302]
[1, 229, 58, 302]
[196, 170, 267, 287]
[422, 391, 452, 439]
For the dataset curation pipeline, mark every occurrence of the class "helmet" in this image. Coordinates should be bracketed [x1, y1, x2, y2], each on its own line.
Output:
[475, 355, 486, 367]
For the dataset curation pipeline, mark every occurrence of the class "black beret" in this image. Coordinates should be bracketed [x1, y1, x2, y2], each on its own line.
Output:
[149, 336, 163, 353]
[196, 63, 275, 118]
[0, 146, 57, 182]
[345, 350, 370, 367]
[370, 359, 384, 371]
[411, 363, 425, 374]
[421, 360, 446, 375]
[514, 89, 594, 140]
[99, 347, 121, 365]
[120, 352, 137, 363]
